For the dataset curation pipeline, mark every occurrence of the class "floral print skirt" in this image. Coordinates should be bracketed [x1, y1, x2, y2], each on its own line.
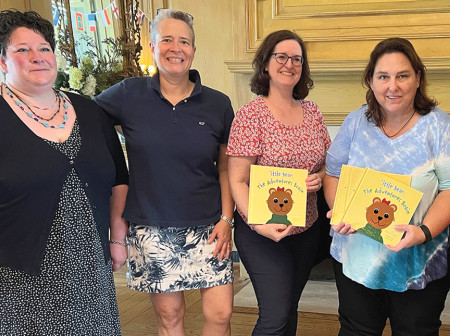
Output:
[127, 223, 233, 293]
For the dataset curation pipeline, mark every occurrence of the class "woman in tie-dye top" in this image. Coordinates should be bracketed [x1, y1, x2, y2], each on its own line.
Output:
[324, 37, 450, 336]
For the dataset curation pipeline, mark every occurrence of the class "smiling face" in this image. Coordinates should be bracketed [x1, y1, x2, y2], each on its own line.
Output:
[366, 197, 397, 230]
[150, 18, 195, 80]
[266, 39, 302, 92]
[0, 27, 57, 92]
[266, 187, 294, 216]
[370, 52, 420, 117]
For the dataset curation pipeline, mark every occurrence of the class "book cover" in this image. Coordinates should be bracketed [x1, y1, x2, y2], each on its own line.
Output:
[330, 165, 365, 225]
[331, 165, 411, 225]
[340, 168, 422, 246]
[248, 165, 308, 227]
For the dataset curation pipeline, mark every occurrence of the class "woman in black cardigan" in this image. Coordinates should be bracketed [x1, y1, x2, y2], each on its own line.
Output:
[0, 9, 128, 335]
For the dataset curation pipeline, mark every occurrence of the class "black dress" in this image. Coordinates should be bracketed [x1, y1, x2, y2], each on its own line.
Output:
[0, 121, 121, 335]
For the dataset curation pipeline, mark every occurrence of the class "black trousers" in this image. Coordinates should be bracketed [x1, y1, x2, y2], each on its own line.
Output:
[333, 259, 450, 336]
[234, 212, 320, 336]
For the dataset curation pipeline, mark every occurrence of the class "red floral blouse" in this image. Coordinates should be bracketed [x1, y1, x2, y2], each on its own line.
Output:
[227, 96, 331, 234]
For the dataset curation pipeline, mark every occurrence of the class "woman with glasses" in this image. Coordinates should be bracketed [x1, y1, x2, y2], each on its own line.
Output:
[227, 30, 331, 335]
[95, 8, 234, 336]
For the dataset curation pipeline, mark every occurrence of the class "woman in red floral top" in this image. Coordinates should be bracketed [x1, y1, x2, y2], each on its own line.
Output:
[227, 30, 331, 335]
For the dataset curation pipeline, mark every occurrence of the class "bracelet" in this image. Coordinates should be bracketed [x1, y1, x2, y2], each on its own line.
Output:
[220, 215, 235, 229]
[419, 225, 432, 244]
[110, 240, 128, 247]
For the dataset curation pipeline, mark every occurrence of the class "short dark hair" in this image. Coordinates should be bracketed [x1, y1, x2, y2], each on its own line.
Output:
[250, 30, 313, 100]
[0, 9, 55, 58]
[362, 37, 436, 126]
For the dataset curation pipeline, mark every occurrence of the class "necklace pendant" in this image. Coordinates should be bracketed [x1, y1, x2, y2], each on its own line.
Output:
[58, 123, 65, 129]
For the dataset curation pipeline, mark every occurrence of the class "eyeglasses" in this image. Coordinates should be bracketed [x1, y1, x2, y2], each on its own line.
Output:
[272, 53, 303, 66]
[156, 8, 194, 21]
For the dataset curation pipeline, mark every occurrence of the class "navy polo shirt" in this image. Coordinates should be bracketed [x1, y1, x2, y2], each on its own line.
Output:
[95, 70, 234, 228]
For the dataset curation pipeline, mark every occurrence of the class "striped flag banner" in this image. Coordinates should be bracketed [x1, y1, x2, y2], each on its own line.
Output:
[102, 9, 111, 26]
[88, 13, 96, 32]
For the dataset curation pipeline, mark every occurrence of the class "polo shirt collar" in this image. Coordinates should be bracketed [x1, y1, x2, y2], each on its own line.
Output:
[150, 69, 202, 99]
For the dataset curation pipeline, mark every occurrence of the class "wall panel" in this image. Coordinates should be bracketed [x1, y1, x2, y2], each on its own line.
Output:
[1, 1, 29, 12]
[226, 0, 450, 124]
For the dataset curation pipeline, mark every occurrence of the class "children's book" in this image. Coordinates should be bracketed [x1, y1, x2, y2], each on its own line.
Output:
[332, 165, 423, 246]
[330, 165, 411, 225]
[248, 165, 308, 226]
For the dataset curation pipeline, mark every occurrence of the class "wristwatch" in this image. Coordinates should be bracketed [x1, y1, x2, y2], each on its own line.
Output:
[419, 224, 432, 244]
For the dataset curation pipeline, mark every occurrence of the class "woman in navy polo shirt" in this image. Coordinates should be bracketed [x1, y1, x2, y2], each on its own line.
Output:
[95, 8, 235, 336]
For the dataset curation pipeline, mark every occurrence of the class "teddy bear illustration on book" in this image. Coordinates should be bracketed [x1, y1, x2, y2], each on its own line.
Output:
[265, 187, 294, 226]
[358, 197, 397, 243]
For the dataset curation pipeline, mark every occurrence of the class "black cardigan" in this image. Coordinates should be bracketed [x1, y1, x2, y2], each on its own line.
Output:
[0, 92, 128, 275]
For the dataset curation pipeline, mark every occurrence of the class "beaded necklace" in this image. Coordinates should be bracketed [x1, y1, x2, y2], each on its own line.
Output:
[21, 90, 58, 110]
[5, 83, 61, 122]
[2, 83, 69, 129]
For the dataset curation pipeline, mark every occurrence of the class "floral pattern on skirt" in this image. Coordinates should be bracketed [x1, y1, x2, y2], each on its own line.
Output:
[127, 223, 234, 293]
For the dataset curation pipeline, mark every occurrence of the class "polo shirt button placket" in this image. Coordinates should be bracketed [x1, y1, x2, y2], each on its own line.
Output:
[172, 106, 177, 123]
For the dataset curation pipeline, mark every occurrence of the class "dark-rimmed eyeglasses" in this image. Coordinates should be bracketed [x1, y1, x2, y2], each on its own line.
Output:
[272, 53, 303, 66]
[157, 8, 194, 21]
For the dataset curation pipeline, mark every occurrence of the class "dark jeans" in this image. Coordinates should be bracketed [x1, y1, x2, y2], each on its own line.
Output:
[333, 259, 450, 336]
[234, 212, 320, 336]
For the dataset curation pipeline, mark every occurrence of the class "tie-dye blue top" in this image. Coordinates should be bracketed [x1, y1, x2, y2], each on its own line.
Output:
[326, 105, 450, 292]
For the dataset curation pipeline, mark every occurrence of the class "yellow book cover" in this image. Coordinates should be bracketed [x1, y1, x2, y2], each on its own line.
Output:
[341, 168, 422, 246]
[330, 165, 365, 225]
[248, 165, 308, 226]
[331, 165, 411, 225]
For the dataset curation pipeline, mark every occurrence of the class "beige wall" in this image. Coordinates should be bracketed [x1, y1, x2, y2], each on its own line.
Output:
[29, 0, 52, 21]
[1, 1, 29, 12]
[0, 1, 51, 20]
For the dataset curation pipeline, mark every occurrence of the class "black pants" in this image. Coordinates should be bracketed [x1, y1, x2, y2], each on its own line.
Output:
[333, 259, 450, 336]
[234, 212, 320, 336]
